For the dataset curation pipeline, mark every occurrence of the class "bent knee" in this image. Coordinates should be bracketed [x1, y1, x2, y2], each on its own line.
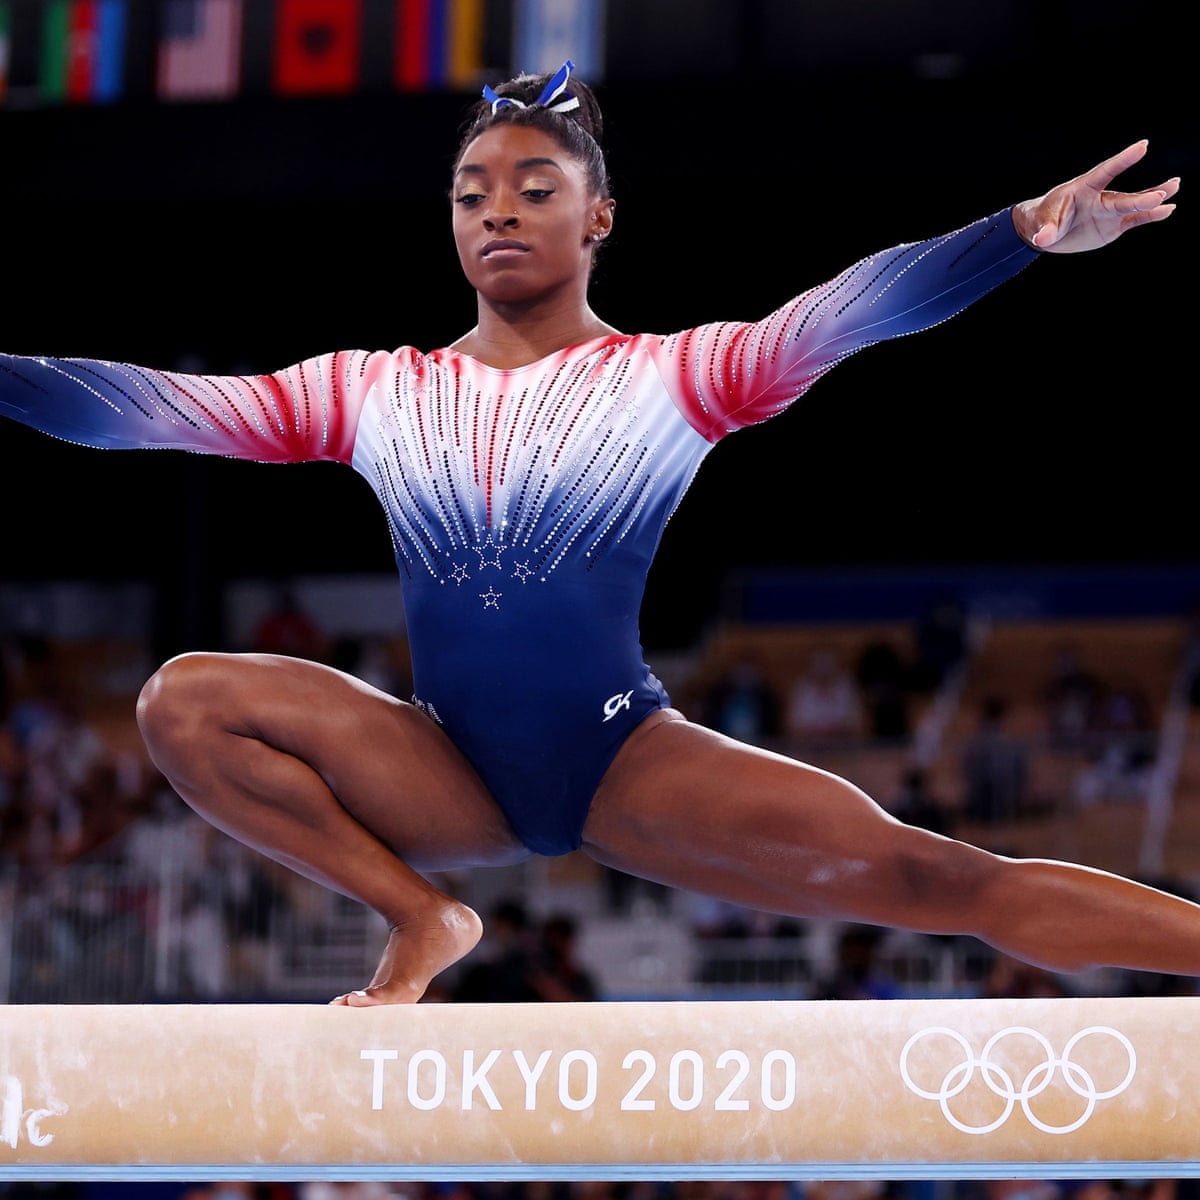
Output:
[137, 651, 240, 754]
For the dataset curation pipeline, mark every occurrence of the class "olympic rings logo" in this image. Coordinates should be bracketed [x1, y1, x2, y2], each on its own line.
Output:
[898, 1025, 1136, 1135]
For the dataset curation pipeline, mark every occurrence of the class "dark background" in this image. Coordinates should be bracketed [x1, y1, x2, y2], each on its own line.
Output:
[1, 1, 1195, 652]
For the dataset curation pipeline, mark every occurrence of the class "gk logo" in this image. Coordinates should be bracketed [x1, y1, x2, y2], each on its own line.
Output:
[603, 691, 634, 722]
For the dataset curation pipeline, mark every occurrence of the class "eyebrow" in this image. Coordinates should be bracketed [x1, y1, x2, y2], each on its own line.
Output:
[455, 156, 565, 177]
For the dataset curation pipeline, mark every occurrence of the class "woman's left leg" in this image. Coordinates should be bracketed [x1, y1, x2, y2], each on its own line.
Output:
[582, 711, 1200, 979]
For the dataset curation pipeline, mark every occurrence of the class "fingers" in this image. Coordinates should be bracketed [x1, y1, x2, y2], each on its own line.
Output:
[1109, 180, 1180, 215]
[1084, 140, 1180, 233]
[1082, 138, 1150, 191]
[1109, 189, 1164, 214]
[1122, 201, 1177, 230]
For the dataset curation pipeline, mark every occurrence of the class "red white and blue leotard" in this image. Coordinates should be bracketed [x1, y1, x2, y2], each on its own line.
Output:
[0, 208, 1038, 854]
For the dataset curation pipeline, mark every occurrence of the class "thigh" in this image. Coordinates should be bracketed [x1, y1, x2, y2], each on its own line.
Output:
[153, 651, 530, 871]
[581, 710, 969, 923]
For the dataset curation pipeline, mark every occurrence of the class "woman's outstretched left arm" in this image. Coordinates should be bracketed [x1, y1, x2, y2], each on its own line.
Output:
[659, 138, 1179, 439]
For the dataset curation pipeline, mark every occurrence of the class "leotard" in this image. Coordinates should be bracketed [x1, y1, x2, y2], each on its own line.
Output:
[0, 208, 1038, 854]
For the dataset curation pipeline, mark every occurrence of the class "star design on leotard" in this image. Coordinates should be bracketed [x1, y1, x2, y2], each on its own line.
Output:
[511, 560, 534, 583]
[611, 386, 641, 425]
[449, 562, 470, 586]
[473, 534, 503, 570]
[479, 586, 502, 609]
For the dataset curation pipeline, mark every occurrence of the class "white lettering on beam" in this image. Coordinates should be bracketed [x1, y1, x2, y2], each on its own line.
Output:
[1, 1077, 65, 1149]
[361, 1047, 796, 1113]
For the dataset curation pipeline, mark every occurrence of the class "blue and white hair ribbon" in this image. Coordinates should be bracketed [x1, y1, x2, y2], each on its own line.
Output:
[482, 60, 581, 116]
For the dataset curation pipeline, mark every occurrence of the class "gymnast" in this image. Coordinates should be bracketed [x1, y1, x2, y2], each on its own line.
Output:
[0, 61, 1190, 1006]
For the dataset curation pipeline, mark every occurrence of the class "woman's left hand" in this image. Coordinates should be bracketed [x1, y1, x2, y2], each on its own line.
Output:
[1013, 139, 1179, 253]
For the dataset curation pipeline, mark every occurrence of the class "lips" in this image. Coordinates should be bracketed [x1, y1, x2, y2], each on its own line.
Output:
[481, 238, 530, 257]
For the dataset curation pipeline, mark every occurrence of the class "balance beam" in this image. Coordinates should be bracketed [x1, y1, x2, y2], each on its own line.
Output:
[1, 996, 1197, 1181]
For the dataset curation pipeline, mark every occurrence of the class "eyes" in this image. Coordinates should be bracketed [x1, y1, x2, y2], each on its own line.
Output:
[455, 188, 556, 207]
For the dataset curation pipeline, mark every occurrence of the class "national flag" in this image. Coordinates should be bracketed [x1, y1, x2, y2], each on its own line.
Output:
[40, 0, 128, 105]
[0, 4, 10, 102]
[157, 0, 243, 102]
[273, 0, 362, 96]
[394, 0, 485, 92]
[512, 0, 604, 82]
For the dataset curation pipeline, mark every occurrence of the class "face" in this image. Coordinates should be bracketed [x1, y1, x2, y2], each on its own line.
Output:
[451, 123, 612, 305]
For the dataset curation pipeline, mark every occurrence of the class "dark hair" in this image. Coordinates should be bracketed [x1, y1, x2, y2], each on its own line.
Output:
[452, 67, 611, 201]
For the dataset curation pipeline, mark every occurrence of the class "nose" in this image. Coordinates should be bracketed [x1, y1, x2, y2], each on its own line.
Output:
[483, 199, 519, 231]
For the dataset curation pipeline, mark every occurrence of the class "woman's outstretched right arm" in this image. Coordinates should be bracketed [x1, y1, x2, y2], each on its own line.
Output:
[0, 348, 385, 464]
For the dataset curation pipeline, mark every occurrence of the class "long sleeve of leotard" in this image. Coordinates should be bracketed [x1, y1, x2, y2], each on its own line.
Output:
[0, 347, 386, 463]
[2, 206, 1037, 460]
[652, 206, 1039, 442]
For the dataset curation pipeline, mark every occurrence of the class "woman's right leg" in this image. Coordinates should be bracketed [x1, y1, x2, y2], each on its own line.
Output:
[136, 650, 530, 1004]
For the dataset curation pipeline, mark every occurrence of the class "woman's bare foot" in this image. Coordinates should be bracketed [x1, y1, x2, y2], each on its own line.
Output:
[330, 900, 483, 1006]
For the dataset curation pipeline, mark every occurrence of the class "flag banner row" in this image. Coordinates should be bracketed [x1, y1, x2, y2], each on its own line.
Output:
[0, 0, 605, 108]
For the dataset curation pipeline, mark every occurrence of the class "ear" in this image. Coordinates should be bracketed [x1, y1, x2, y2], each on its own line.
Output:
[588, 198, 616, 243]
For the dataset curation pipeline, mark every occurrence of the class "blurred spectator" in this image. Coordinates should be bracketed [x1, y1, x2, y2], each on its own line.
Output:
[725, 1185, 805, 1200]
[602, 864, 673, 916]
[1042, 644, 1103, 749]
[911, 594, 968, 694]
[0, 635, 12, 715]
[252, 581, 331, 663]
[299, 1185, 396, 1199]
[888, 765, 951, 835]
[805, 1184, 887, 1200]
[182, 1184, 296, 1199]
[330, 634, 409, 697]
[0, 705, 22, 842]
[1184, 597, 1200, 709]
[179, 874, 233, 998]
[689, 893, 757, 941]
[529, 912, 599, 1002]
[855, 639, 910, 741]
[452, 897, 542, 1002]
[978, 1179, 1063, 1200]
[812, 924, 900, 1000]
[121, 786, 201, 880]
[0, 1181, 84, 1199]
[1073, 683, 1157, 806]
[702, 656, 782, 742]
[1072, 1184, 1178, 1200]
[150, 824, 294, 1000]
[3, 633, 64, 751]
[980, 951, 1070, 998]
[690, 893, 800, 988]
[22, 680, 112, 869]
[961, 696, 1030, 825]
[221, 851, 290, 992]
[785, 647, 862, 744]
